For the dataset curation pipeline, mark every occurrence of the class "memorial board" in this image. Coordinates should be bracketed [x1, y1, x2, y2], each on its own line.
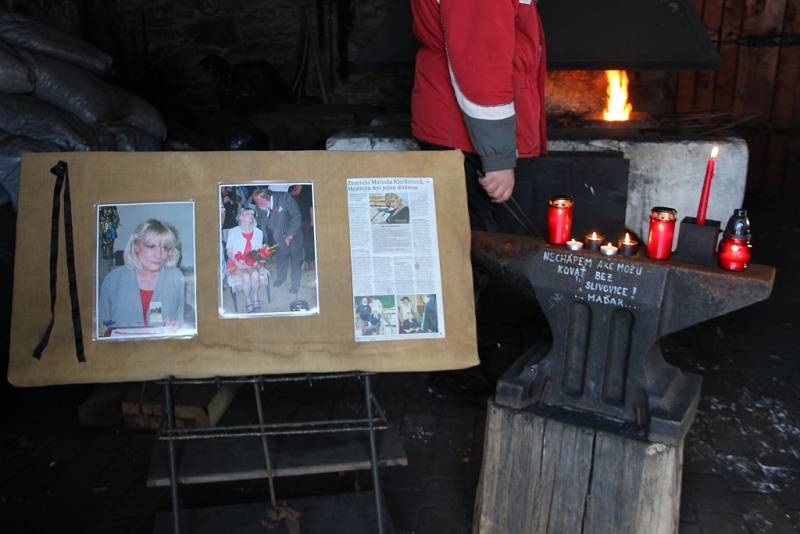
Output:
[8, 150, 478, 386]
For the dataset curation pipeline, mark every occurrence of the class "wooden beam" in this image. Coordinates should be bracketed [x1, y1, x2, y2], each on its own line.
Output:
[732, 0, 787, 119]
[771, 2, 800, 192]
[677, 0, 704, 114]
[713, 0, 745, 111]
[732, 0, 788, 192]
[676, 71, 697, 113]
[694, 0, 725, 111]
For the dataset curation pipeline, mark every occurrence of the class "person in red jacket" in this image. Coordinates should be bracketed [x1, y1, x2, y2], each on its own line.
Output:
[411, 0, 547, 230]
[412, 0, 548, 397]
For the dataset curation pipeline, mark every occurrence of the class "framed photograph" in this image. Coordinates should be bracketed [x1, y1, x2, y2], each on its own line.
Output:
[95, 201, 197, 341]
[218, 182, 319, 317]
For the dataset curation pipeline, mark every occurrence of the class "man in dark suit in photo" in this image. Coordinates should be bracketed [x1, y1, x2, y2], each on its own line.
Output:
[252, 187, 305, 294]
[421, 294, 438, 333]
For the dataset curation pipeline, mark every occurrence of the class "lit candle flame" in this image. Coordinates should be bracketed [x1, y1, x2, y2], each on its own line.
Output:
[711, 146, 719, 159]
[624, 232, 632, 245]
[603, 70, 633, 121]
[591, 231, 598, 239]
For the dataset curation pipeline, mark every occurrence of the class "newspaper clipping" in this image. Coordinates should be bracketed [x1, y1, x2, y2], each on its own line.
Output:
[347, 177, 445, 341]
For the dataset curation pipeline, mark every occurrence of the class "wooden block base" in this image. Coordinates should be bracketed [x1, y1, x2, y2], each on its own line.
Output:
[474, 401, 683, 534]
[122, 383, 241, 429]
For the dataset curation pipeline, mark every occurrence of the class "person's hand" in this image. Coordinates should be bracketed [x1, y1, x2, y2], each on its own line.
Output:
[479, 168, 515, 203]
[284, 235, 294, 246]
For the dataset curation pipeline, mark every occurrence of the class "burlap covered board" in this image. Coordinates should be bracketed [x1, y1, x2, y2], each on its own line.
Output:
[8, 150, 478, 386]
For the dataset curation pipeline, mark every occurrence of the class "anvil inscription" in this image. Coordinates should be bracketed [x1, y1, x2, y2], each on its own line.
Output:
[543, 251, 645, 309]
[472, 231, 775, 444]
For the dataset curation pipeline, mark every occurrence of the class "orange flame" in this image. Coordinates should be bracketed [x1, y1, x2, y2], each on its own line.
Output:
[603, 70, 633, 121]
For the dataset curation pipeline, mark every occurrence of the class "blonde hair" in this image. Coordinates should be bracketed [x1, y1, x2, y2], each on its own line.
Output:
[123, 219, 181, 269]
[385, 192, 401, 204]
[237, 207, 256, 222]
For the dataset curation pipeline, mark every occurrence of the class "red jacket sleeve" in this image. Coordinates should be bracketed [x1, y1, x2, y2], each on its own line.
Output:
[440, 0, 518, 171]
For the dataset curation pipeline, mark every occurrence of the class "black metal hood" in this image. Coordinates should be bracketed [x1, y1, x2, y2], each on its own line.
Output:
[539, 0, 721, 70]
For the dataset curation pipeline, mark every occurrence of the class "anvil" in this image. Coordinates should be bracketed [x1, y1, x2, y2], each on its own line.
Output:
[472, 231, 775, 444]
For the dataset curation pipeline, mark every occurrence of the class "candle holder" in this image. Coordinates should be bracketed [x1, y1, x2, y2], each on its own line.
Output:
[672, 216, 721, 266]
[618, 233, 640, 256]
[600, 242, 619, 256]
[718, 209, 752, 271]
[547, 195, 574, 245]
[646, 207, 677, 260]
[565, 238, 584, 251]
[584, 232, 604, 251]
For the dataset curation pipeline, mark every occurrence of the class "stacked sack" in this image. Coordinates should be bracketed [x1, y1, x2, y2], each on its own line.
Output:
[0, 12, 166, 207]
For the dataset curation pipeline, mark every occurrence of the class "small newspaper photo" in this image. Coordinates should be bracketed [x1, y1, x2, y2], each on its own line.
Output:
[347, 177, 445, 341]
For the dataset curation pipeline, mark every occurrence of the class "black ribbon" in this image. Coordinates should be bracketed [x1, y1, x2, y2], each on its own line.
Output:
[32, 161, 86, 362]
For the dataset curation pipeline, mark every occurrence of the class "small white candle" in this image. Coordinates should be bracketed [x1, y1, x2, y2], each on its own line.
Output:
[565, 238, 584, 251]
[600, 242, 619, 256]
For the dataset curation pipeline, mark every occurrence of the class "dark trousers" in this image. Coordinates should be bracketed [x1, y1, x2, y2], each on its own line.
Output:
[275, 241, 304, 292]
[416, 141, 503, 232]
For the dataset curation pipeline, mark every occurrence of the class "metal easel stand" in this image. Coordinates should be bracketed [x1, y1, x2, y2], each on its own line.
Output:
[157, 372, 389, 534]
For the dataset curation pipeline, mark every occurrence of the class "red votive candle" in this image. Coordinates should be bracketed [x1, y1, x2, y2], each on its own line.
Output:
[718, 209, 752, 271]
[547, 195, 574, 245]
[718, 238, 752, 271]
[646, 207, 677, 260]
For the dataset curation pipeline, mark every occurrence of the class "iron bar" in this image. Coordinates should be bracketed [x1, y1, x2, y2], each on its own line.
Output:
[157, 420, 389, 441]
[699, 114, 762, 136]
[164, 378, 181, 534]
[156, 371, 372, 386]
[156, 371, 391, 533]
[253, 380, 278, 509]
[714, 34, 800, 47]
[364, 374, 385, 534]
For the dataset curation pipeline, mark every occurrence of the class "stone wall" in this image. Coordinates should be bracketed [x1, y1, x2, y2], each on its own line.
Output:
[83, 0, 411, 114]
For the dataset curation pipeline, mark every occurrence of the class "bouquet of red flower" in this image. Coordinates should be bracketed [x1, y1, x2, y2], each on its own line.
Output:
[235, 244, 278, 267]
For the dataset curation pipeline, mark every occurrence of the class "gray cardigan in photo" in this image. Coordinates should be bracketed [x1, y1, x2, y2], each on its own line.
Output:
[98, 266, 185, 330]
